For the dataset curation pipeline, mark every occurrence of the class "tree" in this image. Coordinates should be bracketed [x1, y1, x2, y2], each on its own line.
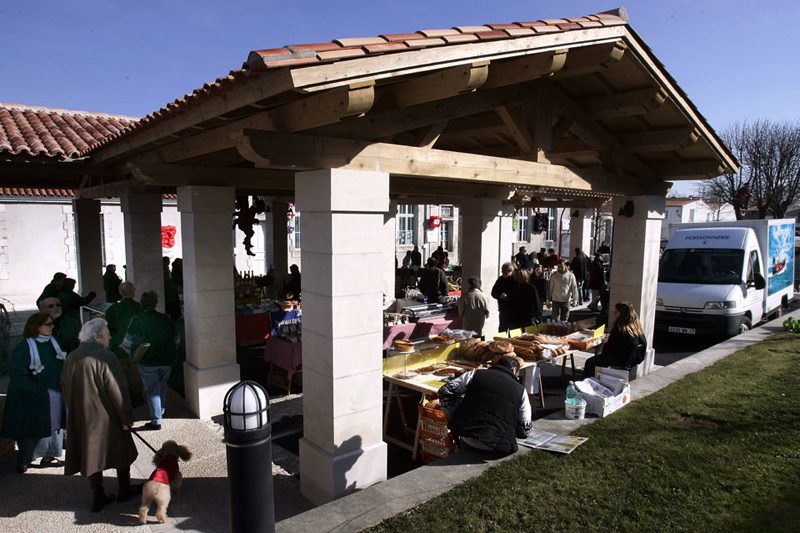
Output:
[700, 120, 800, 219]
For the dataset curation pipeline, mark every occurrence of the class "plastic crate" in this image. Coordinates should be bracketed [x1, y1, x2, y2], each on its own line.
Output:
[420, 439, 453, 458]
[420, 418, 448, 437]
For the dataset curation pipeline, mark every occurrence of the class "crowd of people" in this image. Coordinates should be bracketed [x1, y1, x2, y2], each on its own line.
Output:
[1, 266, 184, 513]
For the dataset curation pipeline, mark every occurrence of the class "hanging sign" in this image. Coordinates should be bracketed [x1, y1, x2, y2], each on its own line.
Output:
[428, 215, 442, 229]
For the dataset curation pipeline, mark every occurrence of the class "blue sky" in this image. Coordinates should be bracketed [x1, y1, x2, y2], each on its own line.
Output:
[3, 1, 797, 194]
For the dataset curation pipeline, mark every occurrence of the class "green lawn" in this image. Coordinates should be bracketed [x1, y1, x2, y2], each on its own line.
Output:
[369, 332, 800, 532]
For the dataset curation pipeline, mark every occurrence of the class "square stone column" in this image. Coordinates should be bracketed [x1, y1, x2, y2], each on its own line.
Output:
[178, 186, 239, 418]
[383, 201, 397, 311]
[295, 168, 389, 505]
[72, 198, 104, 297]
[460, 198, 515, 336]
[608, 195, 665, 377]
[271, 200, 289, 297]
[120, 191, 165, 312]
[569, 209, 594, 255]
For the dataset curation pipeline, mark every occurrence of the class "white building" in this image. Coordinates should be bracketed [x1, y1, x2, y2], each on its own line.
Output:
[662, 197, 736, 242]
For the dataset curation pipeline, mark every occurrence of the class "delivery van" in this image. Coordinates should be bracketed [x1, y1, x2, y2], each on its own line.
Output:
[655, 219, 795, 339]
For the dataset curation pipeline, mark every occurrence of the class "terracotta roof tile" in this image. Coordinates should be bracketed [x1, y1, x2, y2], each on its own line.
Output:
[287, 42, 342, 53]
[316, 48, 368, 61]
[262, 57, 320, 69]
[556, 23, 583, 31]
[441, 34, 480, 44]
[486, 23, 523, 30]
[0, 103, 137, 160]
[417, 28, 460, 38]
[453, 25, 492, 33]
[476, 30, 509, 41]
[504, 28, 536, 37]
[380, 33, 425, 42]
[333, 37, 387, 47]
[577, 20, 603, 29]
[405, 37, 448, 49]
[362, 42, 409, 54]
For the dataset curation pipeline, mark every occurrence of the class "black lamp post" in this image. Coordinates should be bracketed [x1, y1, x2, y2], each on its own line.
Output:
[223, 380, 275, 533]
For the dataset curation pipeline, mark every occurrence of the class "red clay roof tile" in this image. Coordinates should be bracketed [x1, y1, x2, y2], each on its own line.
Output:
[441, 34, 480, 44]
[405, 37, 447, 48]
[556, 23, 583, 31]
[362, 42, 409, 54]
[417, 28, 460, 38]
[486, 23, 522, 30]
[504, 28, 536, 37]
[333, 36, 387, 47]
[381, 33, 425, 42]
[287, 42, 342, 52]
[263, 57, 320, 68]
[316, 48, 367, 61]
[453, 25, 492, 33]
[476, 30, 509, 41]
[0, 103, 137, 160]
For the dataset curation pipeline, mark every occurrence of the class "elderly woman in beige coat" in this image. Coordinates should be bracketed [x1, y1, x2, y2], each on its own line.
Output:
[457, 276, 491, 338]
[62, 318, 139, 513]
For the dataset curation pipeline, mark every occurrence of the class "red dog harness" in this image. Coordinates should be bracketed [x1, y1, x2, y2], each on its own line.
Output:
[149, 456, 180, 485]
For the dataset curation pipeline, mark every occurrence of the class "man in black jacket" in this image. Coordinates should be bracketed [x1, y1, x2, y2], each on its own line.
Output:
[490, 262, 515, 332]
[417, 257, 448, 303]
[571, 247, 592, 302]
[438, 355, 532, 455]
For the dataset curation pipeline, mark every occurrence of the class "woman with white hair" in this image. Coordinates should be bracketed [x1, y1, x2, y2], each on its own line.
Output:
[62, 318, 139, 512]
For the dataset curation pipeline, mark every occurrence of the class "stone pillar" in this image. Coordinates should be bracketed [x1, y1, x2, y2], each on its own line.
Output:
[120, 191, 165, 312]
[460, 198, 514, 336]
[178, 186, 239, 418]
[72, 198, 104, 298]
[271, 200, 289, 297]
[608, 195, 665, 377]
[383, 201, 397, 311]
[569, 209, 594, 255]
[295, 168, 388, 505]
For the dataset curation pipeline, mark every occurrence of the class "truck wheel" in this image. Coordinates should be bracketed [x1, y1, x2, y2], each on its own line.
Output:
[738, 317, 752, 335]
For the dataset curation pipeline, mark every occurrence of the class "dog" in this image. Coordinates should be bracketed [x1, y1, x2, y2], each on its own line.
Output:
[138, 440, 192, 524]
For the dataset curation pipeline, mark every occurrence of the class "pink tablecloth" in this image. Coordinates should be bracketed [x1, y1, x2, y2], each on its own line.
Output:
[383, 316, 462, 349]
[235, 313, 270, 347]
[263, 337, 302, 383]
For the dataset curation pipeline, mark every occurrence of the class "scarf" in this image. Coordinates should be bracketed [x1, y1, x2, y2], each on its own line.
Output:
[26, 335, 66, 375]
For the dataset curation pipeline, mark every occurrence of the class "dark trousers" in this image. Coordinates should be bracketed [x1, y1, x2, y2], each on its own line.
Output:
[498, 308, 511, 332]
[89, 468, 132, 499]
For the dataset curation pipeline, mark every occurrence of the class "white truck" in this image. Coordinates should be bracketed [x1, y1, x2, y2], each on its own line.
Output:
[656, 219, 795, 339]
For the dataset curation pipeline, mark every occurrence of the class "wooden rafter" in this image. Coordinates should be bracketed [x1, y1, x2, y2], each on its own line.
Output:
[620, 128, 700, 153]
[581, 87, 668, 119]
[391, 62, 489, 108]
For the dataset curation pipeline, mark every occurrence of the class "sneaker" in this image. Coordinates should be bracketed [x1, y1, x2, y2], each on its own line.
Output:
[142, 422, 161, 431]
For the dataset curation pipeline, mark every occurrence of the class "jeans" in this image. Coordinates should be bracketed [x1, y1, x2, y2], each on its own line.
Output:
[137, 365, 171, 424]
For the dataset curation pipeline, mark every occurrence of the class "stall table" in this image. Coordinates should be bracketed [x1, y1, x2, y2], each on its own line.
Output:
[263, 337, 302, 393]
[383, 315, 462, 349]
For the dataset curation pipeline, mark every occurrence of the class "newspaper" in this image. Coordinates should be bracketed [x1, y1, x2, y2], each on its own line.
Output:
[517, 430, 588, 455]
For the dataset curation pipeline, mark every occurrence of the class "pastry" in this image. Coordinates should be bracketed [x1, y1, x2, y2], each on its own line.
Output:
[488, 340, 514, 354]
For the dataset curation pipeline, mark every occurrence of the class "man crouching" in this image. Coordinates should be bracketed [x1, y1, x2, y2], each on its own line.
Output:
[438, 355, 532, 455]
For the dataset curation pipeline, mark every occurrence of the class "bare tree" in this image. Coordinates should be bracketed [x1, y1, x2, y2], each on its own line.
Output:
[700, 120, 800, 219]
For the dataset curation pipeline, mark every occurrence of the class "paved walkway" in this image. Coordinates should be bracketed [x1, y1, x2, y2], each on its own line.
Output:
[0, 309, 795, 532]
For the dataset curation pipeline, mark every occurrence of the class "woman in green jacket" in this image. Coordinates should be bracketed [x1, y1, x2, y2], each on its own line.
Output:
[0, 312, 67, 473]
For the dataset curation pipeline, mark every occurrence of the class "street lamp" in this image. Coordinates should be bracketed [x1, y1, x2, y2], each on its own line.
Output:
[223, 380, 275, 533]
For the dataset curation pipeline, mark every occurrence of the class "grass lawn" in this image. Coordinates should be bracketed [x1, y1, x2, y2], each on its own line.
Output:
[369, 332, 800, 532]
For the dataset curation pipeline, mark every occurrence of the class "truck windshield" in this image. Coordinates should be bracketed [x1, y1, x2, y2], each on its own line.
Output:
[659, 248, 744, 284]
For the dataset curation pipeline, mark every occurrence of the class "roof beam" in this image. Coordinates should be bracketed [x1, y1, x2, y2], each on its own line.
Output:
[550, 85, 654, 177]
[235, 129, 595, 190]
[554, 40, 627, 79]
[620, 128, 700, 153]
[391, 62, 489, 108]
[656, 160, 726, 180]
[416, 121, 449, 149]
[127, 163, 295, 189]
[505, 198, 607, 209]
[581, 87, 668, 119]
[482, 49, 568, 89]
[495, 105, 535, 157]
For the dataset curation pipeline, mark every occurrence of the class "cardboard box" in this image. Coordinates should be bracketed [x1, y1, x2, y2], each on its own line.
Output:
[577, 367, 631, 417]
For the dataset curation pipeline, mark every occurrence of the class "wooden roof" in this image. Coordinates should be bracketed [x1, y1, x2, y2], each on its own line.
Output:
[4, 8, 741, 205]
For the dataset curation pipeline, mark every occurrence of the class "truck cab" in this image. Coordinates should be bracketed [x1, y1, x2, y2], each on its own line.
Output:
[656, 228, 765, 338]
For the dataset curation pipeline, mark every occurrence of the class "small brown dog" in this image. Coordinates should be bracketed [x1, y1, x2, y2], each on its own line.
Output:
[138, 440, 192, 524]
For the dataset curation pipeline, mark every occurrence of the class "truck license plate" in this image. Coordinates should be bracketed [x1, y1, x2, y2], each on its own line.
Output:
[668, 326, 696, 334]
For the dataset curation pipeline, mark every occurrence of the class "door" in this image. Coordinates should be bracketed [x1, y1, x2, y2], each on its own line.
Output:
[745, 249, 764, 323]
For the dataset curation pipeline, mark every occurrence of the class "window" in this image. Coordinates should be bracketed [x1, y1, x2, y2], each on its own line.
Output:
[440, 205, 454, 217]
[293, 211, 301, 249]
[516, 208, 530, 242]
[396, 205, 415, 245]
[547, 208, 558, 242]
[441, 221, 453, 250]
[689, 209, 695, 222]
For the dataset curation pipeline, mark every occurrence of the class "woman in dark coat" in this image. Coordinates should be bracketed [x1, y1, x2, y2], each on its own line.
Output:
[62, 318, 139, 512]
[103, 264, 122, 303]
[0, 312, 67, 473]
[507, 268, 542, 329]
[530, 264, 547, 319]
[583, 301, 648, 378]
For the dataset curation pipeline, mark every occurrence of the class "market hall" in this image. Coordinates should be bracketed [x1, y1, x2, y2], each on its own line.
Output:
[0, 8, 737, 506]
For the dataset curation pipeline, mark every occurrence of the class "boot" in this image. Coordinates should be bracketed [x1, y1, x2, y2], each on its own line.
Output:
[117, 468, 142, 502]
[89, 472, 116, 512]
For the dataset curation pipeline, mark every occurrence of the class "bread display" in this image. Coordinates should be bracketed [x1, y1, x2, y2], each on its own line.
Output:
[488, 340, 514, 354]
[430, 335, 456, 345]
[393, 339, 415, 352]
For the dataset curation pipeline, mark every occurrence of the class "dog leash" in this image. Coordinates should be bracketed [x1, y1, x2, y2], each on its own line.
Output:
[129, 427, 159, 455]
